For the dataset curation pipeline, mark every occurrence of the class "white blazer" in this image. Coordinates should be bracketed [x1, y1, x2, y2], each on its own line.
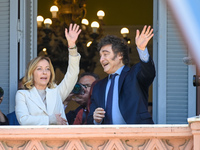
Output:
[15, 54, 80, 125]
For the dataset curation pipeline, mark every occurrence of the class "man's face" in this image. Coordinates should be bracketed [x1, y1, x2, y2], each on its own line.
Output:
[70, 75, 96, 106]
[0, 96, 3, 105]
[99, 44, 124, 74]
[79, 75, 96, 92]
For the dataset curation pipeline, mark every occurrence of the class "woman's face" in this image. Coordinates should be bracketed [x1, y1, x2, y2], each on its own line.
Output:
[33, 59, 51, 90]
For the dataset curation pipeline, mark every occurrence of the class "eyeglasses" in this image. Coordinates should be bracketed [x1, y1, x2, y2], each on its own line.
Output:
[80, 84, 91, 88]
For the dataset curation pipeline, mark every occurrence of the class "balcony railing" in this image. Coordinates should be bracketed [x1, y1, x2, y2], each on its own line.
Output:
[0, 117, 199, 150]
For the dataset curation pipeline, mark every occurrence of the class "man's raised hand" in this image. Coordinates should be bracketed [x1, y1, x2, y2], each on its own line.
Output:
[135, 25, 154, 50]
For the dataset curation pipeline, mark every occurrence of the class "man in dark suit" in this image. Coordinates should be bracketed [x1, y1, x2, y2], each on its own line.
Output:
[87, 25, 155, 124]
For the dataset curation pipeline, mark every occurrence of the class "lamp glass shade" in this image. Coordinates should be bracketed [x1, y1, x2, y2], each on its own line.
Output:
[91, 21, 100, 28]
[81, 18, 89, 25]
[44, 18, 52, 25]
[120, 27, 129, 35]
[50, 5, 59, 12]
[42, 48, 47, 52]
[97, 10, 105, 17]
[37, 15, 44, 22]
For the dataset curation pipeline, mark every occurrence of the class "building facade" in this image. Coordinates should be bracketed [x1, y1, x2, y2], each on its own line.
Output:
[0, 0, 37, 113]
[0, 0, 196, 124]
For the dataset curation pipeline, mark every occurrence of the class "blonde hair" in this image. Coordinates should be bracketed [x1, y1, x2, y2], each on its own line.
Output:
[22, 56, 56, 89]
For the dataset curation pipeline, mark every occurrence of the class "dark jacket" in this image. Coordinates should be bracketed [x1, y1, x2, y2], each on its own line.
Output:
[87, 57, 156, 124]
[66, 106, 84, 125]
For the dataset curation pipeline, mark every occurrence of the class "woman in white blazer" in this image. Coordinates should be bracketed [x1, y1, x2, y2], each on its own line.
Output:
[15, 24, 81, 125]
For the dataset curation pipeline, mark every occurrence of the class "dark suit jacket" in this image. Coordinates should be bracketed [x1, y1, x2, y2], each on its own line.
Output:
[87, 57, 156, 124]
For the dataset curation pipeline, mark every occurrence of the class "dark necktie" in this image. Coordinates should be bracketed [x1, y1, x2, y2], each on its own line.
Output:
[105, 73, 117, 124]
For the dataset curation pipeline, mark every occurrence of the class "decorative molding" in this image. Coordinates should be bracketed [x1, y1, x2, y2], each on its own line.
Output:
[64, 139, 88, 150]
[101, 139, 129, 150]
[24, 140, 45, 150]
[0, 142, 5, 150]
[5, 140, 27, 149]
[43, 140, 66, 149]
[0, 123, 198, 150]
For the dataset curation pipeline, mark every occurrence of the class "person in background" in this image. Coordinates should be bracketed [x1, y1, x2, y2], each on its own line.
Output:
[73, 79, 99, 125]
[0, 87, 9, 125]
[87, 25, 155, 125]
[64, 72, 99, 124]
[15, 23, 81, 125]
[7, 77, 24, 125]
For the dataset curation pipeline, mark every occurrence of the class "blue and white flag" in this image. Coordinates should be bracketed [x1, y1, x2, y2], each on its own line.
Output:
[167, 0, 200, 70]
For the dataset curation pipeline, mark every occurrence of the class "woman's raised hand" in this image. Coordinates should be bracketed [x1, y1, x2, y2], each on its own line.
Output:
[65, 23, 82, 48]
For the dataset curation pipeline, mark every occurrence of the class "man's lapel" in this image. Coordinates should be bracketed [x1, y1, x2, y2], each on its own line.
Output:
[118, 65, 130, 93]
[99, 77, 108, 109]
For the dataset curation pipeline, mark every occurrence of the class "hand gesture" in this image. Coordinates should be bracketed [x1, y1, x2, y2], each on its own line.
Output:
[93, 107, 105, 123]
[63, 93, 74, 106]
[65, 23, 82, 48]
[72, 87, 89, 106]
[55, 114, 68, 125]
[135, 25, 154, 50]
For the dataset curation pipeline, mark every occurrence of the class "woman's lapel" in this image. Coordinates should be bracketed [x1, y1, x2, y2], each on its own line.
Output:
[29, 87, 48, 114]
